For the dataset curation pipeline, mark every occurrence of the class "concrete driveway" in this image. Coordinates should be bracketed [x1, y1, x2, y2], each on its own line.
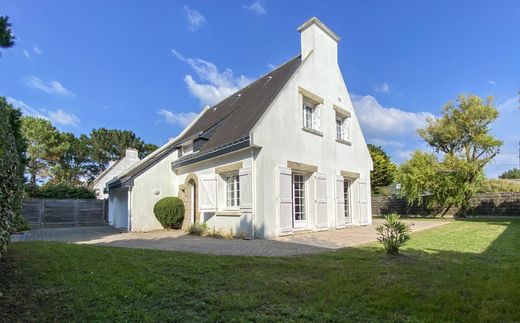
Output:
[13, 218, 449, 256]
[275, 219, 450, 249]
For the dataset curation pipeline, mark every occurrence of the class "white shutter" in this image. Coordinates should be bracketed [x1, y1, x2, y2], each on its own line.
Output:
[314, 105, 321, 131]
[359, 179, 368, 224]
[199, 174, 217, 211]
[278, 166, 293, 232]
[315, 173, 328, 229]
[336, 176, 345, 227]
[239, 167, 252, 210]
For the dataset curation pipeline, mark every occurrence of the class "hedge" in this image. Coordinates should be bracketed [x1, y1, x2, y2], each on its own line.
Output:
[25, 183, 96, 199]
[0, 97, 26, 260]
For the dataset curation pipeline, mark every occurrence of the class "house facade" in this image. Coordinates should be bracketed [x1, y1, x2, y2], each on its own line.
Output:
[91, 148, 140, 199]
[107, 17, 373, 238]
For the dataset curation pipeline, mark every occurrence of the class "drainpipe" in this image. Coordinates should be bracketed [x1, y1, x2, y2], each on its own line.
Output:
[128, 187, 132, 232]
[251, 148, 256, 239]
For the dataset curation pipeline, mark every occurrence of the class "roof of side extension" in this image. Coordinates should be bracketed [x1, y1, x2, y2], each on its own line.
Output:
[175, 55, 302, 153]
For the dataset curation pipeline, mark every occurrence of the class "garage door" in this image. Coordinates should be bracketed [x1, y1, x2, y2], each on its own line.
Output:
[113, 190, 129, 230]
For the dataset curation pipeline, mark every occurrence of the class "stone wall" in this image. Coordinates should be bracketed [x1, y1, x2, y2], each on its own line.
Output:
[372, 192, 520, 217]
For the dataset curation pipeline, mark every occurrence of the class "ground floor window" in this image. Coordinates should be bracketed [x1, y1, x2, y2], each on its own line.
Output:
[344, 179, 351, 222]
[226, 174, 240, 207]
[292, 174, 306, 223]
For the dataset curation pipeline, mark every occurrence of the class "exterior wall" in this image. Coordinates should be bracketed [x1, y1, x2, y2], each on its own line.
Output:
[129, 152, 179, 231]
[93, 152, 140, 199]
[251, 30, 373, 238]
[175, 149, 254, 237]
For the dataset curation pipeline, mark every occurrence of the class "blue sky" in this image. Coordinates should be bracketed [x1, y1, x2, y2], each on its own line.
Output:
[1, 0, 519, 177]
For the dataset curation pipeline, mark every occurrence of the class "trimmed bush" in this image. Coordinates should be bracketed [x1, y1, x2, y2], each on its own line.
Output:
[153, 197, 185, 229]
[376, 213, 411, 255]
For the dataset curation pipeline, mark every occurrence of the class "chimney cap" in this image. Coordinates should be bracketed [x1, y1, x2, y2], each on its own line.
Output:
[297, 17, 340, 42]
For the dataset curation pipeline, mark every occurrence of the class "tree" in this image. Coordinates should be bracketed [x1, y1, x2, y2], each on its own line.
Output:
[367, 144, 397, 193]
[50, 133, 92, 185]
[21, 116, 64, 185]
[88, 128, 157, 175]
[499, 168, 520, 180]
[0, 97, 26, 258]
[399, 95, 502, 215]
[0, 16, 15, 55]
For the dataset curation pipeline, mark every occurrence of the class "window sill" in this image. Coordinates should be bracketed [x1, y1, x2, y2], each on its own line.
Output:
[302, 127, 323, 137]
[215, 210, 241, 217]
[336, 138, 352, 146]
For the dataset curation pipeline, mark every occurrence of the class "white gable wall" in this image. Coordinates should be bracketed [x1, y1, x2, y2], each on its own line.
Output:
[251, 21, 373, 238]
[93, 149, 140, 199]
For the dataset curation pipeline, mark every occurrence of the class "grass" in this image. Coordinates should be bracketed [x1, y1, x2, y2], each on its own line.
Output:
[1, 219, 520, 322]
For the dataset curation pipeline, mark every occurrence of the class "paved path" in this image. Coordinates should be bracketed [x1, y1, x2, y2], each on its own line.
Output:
[275, 219, 450, 249]
[12, 219, 449, 256]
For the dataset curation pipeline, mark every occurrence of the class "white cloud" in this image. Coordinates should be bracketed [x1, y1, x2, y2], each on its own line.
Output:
[25, 75, 76, 97]
[171, 49, 252, 106]
[33, 46, 42, 55]
[183, 5, 206, 31]
[368, 138, 406, 149]
[243, 1, 266, 15]
[351, 94, 432, 138]
[6, 97, 80, 127]
[22, 49, 31, 59]
[374, 82, 390, 93]
[158, 109, 198, 127]
[267, 62, 276, 70]
[497, 96, 518, 113]
[488, 80, 496, 85]
[47, 109, 80, 127]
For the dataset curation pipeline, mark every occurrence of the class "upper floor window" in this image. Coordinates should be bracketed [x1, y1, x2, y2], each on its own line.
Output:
[335, 113, 350, 141]
[302, 100, 321, 131]
[226, 174, 240, 208]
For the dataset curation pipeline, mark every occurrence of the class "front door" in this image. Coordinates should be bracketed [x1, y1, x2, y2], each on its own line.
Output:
[189, 180, 197, 224]
[344, 180, 352, 224]
[292, 174, 307, 229]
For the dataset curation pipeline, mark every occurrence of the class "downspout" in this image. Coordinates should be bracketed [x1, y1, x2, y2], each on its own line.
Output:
[251, 147, 256, 239]
[128, 187, 133, 232]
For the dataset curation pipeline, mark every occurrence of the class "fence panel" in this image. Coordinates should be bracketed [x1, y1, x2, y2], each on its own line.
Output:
[22, 198, 107, 227]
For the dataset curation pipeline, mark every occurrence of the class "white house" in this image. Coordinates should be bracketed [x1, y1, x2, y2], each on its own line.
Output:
[107, 17, 373, 238]
[91, 148, 140, 199]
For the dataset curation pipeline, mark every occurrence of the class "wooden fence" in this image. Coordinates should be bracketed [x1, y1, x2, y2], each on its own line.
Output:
[22, 199, 108, 227]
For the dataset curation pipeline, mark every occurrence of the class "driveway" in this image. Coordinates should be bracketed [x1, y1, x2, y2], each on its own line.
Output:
[275, 218, 450, 249]
[13, 218, 449, 256]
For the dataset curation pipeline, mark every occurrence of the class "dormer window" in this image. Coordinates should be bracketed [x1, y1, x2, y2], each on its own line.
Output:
[302, 100, 321, 131]
[179, 141, 194, 157]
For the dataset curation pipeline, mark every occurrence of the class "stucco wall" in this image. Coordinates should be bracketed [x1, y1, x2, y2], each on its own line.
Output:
[93, 151, 140, 199]
[251, 27, 373, 238]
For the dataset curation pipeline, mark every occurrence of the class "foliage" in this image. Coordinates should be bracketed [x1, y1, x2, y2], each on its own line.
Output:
[0, 97, 26, 259]
[375, 213, 411, 255]
[400, 95, 502, 215]
[367, 144, 397, 194]
[0, 16, 15, 55]
[187, 223, 208, 236]
[49, 133, 92, 185]
[478, 179, 520, 193]
[2, 220, 519, 322]
[26, 183, 96, 199]
[12, 215, 30, 232]
[153, 197, 185, 229]
[499, 168, 520, 180]
[88, 128, 158, 175]
[21, 116, 63, 185]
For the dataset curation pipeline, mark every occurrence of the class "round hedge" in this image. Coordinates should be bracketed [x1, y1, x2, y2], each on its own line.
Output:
[153, 196, 185, 229]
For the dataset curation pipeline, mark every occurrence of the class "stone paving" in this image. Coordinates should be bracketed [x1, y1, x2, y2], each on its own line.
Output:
[12, 218, 450, 256]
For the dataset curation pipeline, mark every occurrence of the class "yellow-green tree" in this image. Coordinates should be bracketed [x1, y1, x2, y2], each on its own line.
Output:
[367, 144, 397, 194]
[399, 95, 502, 216]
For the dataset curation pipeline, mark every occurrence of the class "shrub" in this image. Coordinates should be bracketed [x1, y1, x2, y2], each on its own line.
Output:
[187, 223, 208, 236]
[153, 197, 185, 229]
[376, 213, 411, 255]
[0, 98, 26, 260]
[25, 183, 96, 199]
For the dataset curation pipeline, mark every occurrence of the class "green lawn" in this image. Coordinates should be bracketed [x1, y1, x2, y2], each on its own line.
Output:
[1, 219, 520, 322]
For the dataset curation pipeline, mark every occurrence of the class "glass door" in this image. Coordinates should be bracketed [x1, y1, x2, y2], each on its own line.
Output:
[292, 174, 307, 229]
[344, 180, 352, 224]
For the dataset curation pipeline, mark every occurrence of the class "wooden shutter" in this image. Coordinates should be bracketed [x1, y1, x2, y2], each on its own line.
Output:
[239, 167, 252, 210]
[359, 179, 368, 224]
[336, 176, 345, 227]
[315, 173, 328, 229]
[199, 174, 217, 211]
[278, 166, 293, 232]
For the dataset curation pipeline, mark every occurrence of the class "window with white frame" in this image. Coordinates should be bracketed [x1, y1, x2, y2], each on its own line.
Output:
[336, 113, 350, 141]
[302, 100, 320, 131]
[225, 174, 240, 208]
[292, 174, 306, 221]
